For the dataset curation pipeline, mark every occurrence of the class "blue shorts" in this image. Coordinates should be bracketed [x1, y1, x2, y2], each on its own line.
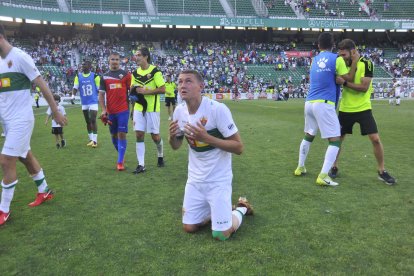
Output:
[108, 110, 129, 135]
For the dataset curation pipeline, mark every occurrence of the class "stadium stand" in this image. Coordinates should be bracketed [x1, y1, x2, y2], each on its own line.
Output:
[155, 0, 226, 16]
[371, 0, 414, 19]
[267, 1, 297, 18]
[1, 0, 59, 12]
[231, 0, 257, 17]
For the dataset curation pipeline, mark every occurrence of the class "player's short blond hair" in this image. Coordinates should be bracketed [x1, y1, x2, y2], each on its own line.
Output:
[179, 70, 203, 83]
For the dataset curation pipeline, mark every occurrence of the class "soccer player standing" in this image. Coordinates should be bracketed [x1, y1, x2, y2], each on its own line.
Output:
[99, 52, 131, 171]
[169, 70, 253, 240]
[390, 78, 402, 106]
[330, 39, 396, 185]
[294, 32, 357, 186]
[72, 60, 100, 147]
[0, 25, 67, 225]
[164, 75, 176, 120]
[130, 47, 166, 174]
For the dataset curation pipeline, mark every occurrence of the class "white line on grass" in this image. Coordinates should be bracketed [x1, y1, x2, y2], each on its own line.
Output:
[248, 103, 279, 109]
[33, 105, 79, 116]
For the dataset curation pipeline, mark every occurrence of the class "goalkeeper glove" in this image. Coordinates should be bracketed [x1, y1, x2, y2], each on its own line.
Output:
[99, 114, 112, 126]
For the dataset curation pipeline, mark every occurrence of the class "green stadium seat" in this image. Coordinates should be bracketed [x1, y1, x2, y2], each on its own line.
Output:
[267, 1, 297, 18]
[155, 0, 225, 15]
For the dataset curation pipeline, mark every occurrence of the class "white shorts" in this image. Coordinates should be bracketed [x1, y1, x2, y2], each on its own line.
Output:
[82, 104, 99, 111]
[183, 180, 233, 231]
[304, 101, 340, 139]
[133, 111, 160, 134]
[1, 120, 34, 158]
[394, 91, 401, 97]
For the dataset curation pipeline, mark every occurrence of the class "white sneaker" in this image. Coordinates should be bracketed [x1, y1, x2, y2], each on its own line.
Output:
[316, 174, 339, 186]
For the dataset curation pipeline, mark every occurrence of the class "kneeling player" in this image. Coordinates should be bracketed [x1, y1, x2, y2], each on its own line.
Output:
[168, 70, 253, 240]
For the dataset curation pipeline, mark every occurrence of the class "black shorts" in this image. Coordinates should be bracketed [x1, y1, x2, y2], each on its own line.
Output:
[52, 127, 63, 135]
[165, 97, 176, 107]
[338, 110, 378, 136]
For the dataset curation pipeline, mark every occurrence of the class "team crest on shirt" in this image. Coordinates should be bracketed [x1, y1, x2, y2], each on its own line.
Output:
[7, 60, 12, 68]
[119, 74, 124, 79]
[147, 73, 152, 79]
[200, 116, 208, 126]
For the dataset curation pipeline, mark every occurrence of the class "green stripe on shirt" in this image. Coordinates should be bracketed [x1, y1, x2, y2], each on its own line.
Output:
[0, 72, 31, 93]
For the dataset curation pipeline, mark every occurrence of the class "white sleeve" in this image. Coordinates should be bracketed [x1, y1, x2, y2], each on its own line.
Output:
[216, 103, 238, 138]
[172, 107, 185, 137]
[19, 51, 40, 82]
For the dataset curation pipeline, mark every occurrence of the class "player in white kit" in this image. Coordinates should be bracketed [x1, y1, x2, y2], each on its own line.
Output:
[0, 25, 67, 226]
[168, 70, 253, 241]
[389, 78, 402, 106]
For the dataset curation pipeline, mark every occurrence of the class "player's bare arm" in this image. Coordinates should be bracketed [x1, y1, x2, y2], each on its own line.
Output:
[336, 76, 372, 92]
[135, 85, 166, 95]
[98, 91, 107, 115]
[184, 122, 244, 155]
[45, 115, 51, 125]
[168, 120, 183, 150]
[33, 76, 67, 126]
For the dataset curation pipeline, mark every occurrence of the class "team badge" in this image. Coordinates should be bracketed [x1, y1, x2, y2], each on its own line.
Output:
[200, 116, 208, 126]
[147, 74, 152, 79]
[7, 60, 12, 68]
[119, 74, 124, 79]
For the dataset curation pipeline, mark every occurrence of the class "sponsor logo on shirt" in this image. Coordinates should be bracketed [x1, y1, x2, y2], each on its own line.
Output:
[109, 83, 123, 89]
[316, 57, 331, 72]
[228, 123, 234, 130]
[0, 78, 11, 88]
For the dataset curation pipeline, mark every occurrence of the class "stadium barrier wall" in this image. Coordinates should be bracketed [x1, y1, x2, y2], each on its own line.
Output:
[1, 6, 414, 30]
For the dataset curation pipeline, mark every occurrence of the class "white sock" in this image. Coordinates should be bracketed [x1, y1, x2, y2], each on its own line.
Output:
[155, 139, 163, 158]
[32, 169, 49, 193]
[136, 142, 145, 166]
[321, 145, 340, 174]
[396, 98, 400, 105]
[0, 180, 18, 213]
[298, 139, 312, 167]
[88, 133, 93, 141]
[93, 133, 98, 143]
[389, 98, 392, 104]
[232, 208, 246, 232]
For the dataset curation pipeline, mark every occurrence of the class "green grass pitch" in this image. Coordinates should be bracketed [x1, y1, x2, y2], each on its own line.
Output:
[1, 99, 413, 274]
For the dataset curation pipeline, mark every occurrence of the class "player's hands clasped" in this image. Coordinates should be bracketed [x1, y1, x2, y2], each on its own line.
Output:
[184, 122, 208, 142]
[169, 120, 182, 137]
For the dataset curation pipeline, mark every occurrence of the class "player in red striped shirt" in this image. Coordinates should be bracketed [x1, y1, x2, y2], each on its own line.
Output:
[99, 52, 131, 171]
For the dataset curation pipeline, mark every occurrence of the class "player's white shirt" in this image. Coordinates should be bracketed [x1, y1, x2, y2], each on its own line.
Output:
[393, 81, 401, 96]
[46, 104, 66, 127]
[0, 47, 40, 123]
[176, 91, 183, 105]
[173, 97, 238, 183]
